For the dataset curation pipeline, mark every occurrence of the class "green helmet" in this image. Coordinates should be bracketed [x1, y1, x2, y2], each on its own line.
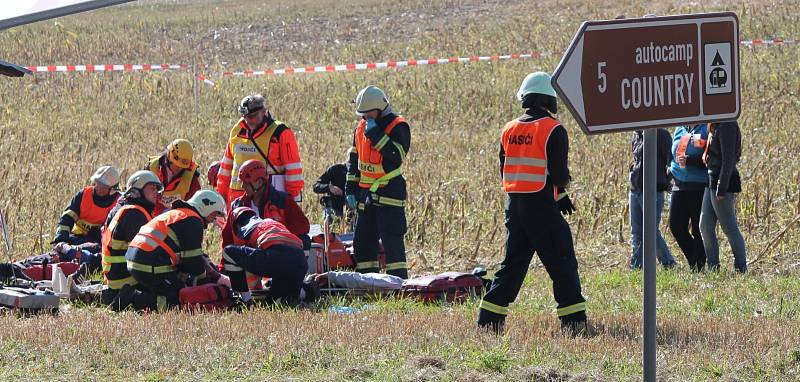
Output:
[354, 85, 389, 116]
[516, 72, 556, 101]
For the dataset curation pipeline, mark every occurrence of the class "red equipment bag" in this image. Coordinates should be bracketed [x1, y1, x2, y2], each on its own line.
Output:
[312, 233, 355, 270]
[22, 262, 81, 282]
[179, 284, 233, 312]
[401, 272, 484, 303]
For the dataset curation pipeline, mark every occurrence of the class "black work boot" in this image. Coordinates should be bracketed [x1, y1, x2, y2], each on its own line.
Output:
[301, 276, 322, 303]
[477, 310, 506, 335]
[108, 284, 135, 312]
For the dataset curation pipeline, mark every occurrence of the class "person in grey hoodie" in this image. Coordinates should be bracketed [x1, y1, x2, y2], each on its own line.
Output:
[699, 121, 746, 272]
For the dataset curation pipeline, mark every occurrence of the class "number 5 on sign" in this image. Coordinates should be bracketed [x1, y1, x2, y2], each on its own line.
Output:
[597, 62, 607, 93]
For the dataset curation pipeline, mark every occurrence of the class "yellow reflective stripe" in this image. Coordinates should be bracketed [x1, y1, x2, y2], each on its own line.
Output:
[109, 239, 129, 250]
[222, 252, 243, 272]
[346, 174, 360, 182]
[156, 295, 168, 312]
[127, 261, 175, 274]
[56, 225, 71, 233]
[181, 248, 203, 258]
[166, 228, 180, 247]
[62, 210, 79, 221]
[556, 302, 586, 317]
[368, 168, 403, 192]
[556, 192, 568, 201]
[479, 299, 509, 316]
[103, 254, 128, 264]
[393, 141, 406, 161]
[374, 135, 390, 150]
[356, 261, 380, 270]
[374, 195, 405, 207]
[385, 262, 407, 271]
[105, 276, 137, 290]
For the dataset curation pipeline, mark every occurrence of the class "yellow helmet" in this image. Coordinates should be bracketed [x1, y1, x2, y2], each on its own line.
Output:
[167, 139, 194, 169]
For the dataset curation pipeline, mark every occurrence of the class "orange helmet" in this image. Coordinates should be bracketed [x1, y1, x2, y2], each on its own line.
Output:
[238, 159, 268, 185]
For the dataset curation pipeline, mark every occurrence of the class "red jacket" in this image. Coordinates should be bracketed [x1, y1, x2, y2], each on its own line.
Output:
[220, 185, 309, 248]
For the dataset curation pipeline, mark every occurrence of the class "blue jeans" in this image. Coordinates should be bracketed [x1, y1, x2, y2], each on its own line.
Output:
[699, 188, 747, 271]
[630, 191, 676, 269]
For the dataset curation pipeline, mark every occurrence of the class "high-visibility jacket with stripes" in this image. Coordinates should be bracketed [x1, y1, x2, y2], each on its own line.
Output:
[58, 186, 120, 236]
[147, 155, 200, 201]
[126, 207, 206, 276]
[246, 218, 304, 250]
[501, 117, 560, 193]
[346, 114, 411, 207]
[102, 204, 152, 290]
[216, 118, 304, 201]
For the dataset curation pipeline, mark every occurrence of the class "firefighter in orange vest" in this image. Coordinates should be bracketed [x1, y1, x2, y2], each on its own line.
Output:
[100, 171, 163, 309]
[216, 94, 304, 204]
[53, 165, 121, 247]
[125, 190, 229, 312]
[477, 72, 587, 335]
[145, 139, 201, 214]
[222, 207, 317, 305]
[345, 86, 411, 279]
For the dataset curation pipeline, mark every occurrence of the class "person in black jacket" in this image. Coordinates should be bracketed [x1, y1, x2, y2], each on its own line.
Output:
[628, 129, 676, 269]
[478, 72, 586, 336]
[699, 121, 746, 272]
[313, 161, 348, 217]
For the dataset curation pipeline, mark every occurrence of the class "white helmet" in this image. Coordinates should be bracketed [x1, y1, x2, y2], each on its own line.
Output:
[186, 189, 227, 218]
[354, 85, 389, 116]
[126, 170, 163, 192]
[90, 166, 121, 187]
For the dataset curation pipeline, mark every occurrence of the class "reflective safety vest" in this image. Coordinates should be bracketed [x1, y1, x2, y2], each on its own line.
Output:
[249, 219, 303, 250]
[73, 186, 119, 235]
[148, 156, 199, 201]
[101, 204, 152, 289]
[501, 117, 560, 193]
[221, 119, 285, 192]
[128, 208, 201, 273]
[354, 116, 405, 191]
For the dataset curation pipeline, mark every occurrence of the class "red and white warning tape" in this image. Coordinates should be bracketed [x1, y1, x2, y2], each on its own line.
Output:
[25, 63, 187, 73]
[740, 38, 796, 46]
[20, 38, 796, 75]
[220, 52, 552, 78]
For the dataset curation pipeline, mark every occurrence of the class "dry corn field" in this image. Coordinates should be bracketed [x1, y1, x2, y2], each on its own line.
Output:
[1, 0, 799, 380]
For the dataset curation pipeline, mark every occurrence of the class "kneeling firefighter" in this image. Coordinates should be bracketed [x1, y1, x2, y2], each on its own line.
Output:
[125, 190, 229, 312]
[101, 171, 163, 308]
[477, 72, 587, 334]
[222, 207, 316, 305]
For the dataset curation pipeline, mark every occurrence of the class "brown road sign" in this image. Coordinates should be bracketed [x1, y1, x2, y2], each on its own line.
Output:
[551, 13, 740, 135]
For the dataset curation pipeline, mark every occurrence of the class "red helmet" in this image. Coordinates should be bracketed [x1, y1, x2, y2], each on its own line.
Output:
[232, 206, 258, 226]
[237, 159, 268, 185]
[207, 161, 221, 186]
